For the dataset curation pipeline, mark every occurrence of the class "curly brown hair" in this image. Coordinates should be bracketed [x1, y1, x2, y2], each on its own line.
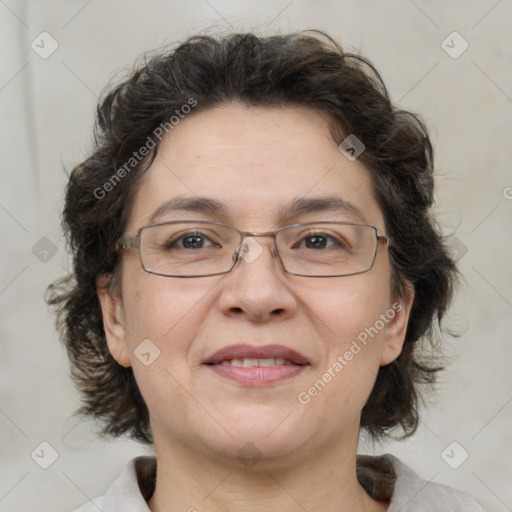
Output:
[47, 30, 457, 444]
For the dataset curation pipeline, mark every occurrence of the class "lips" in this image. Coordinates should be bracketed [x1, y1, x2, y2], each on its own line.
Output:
[203, 344, 310, 366]
[202, 344, 310, 386]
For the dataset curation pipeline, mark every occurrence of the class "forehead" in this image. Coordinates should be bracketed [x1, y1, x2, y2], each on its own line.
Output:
[127, 102, 384, 231]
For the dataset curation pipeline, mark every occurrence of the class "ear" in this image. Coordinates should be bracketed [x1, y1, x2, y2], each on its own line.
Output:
[380, 283, 415, 366]
[97, 274, 132, 368]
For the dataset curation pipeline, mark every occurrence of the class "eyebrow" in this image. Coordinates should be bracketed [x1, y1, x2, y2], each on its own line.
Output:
[147, 195, 366, 224]
[278, 196, 366, 223]
[148, 196, 229, 224]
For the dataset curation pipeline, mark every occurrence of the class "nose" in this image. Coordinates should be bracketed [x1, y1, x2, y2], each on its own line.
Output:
[217, 236, 298, 322]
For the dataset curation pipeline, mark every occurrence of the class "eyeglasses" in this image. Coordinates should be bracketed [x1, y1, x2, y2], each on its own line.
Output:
[116, 220, 389, 278]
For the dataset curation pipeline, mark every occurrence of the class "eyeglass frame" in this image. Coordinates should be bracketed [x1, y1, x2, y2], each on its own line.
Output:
[116, 220, 390, 278]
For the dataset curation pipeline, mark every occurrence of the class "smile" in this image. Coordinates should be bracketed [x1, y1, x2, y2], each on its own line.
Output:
[206, 363, 308, 386]
[218, 357, 297, 367]
[203, 344, 310, 386]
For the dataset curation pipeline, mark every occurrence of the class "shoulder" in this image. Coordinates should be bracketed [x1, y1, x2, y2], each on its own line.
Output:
[384, 454, 485, 511]
[70, 456, 156, 512]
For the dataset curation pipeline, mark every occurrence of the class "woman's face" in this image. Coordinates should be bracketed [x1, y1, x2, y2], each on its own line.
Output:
[100, 102, 412, 465]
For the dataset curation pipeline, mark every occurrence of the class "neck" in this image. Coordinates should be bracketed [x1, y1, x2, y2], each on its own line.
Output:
[147, 429, 388, 512]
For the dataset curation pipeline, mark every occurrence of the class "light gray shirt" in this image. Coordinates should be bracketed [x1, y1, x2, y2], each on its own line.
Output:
[72, 454, 484, 511]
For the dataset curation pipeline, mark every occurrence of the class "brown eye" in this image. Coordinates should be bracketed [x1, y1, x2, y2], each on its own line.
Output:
[303, 234, 330, 249]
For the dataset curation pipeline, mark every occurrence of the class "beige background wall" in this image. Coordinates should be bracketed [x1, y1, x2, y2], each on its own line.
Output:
[1, 1, 511, 510]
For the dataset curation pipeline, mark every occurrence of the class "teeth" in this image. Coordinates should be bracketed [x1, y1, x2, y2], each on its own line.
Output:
[221, 357, 289, 367]
[259, 358, 278, 367]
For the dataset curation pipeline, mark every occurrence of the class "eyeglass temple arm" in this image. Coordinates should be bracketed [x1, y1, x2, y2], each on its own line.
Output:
[378, 235, 390, 246]
[117, 235, 140, 250]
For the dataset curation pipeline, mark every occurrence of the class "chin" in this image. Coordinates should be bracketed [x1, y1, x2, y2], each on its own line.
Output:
[202, 434, 308, 470]
[195, 410, 312, 465]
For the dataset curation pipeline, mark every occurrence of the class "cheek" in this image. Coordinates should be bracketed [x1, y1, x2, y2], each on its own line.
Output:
[299, 274, 392, 403]
[120, 274, 212, 425]
[305, 273, 391, 345]
[299, 287, 390, 430]
[122, 270, 209, 343]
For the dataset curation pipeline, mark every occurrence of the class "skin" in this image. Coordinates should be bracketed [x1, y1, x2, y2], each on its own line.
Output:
[98, 102, 414, 512]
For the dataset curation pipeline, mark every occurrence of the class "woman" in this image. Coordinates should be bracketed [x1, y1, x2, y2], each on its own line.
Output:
[48, 31, 484, 511]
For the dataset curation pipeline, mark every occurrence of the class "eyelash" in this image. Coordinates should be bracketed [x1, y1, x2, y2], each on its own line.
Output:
[166, 230, 346, 250]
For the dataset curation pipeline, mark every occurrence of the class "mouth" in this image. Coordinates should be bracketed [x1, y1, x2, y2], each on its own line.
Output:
[216, 357, 300, 367]
[202, 344, 310, 386]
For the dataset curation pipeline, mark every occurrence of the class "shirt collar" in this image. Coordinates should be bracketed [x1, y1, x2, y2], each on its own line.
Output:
[100, 456, 156, 511]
